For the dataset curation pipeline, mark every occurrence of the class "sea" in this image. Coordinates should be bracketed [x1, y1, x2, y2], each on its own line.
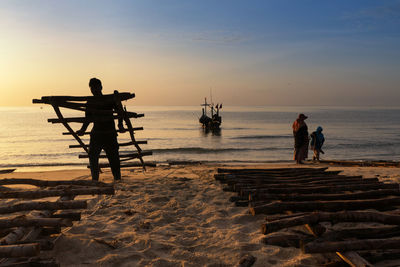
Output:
[1, 105, 400, 172]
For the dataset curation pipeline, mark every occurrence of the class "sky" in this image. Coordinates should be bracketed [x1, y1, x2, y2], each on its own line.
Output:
[0, 0, 399, 106]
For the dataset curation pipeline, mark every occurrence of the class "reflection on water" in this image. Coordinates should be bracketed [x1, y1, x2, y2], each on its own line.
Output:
[1, 105, 400, 171]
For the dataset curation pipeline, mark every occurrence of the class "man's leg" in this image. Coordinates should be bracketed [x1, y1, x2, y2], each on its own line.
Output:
[89, 137, 102, 181]
[104, 136, 121, 180]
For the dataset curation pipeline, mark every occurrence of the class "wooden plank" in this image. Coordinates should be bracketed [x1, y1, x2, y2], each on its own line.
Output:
[0, 217, 72, 228]
[90, 161, 157, 169]
[303, 238, 400, 253]
[0, 186, 114, 199]
[241, 183, 399, 196]
[32, 92, 135, 103]
[79, 151, 152, 159]
[48, 112, 143, 123]
[251, 196, 400, 215]
[62, 127, 143, 135]
[0, 200, 87, 214]
[0, 243, 40, 258]
[262, 211, 400, 234]
[0, 178, 108, 187]
[217, 167, 328, 173]
[69, 140, 147, 148]
[250, 189, 400, 202]
[0, 169, 16, 174]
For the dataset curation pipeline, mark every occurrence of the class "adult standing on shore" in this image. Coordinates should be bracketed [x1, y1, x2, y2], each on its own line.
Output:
[292, 113, 309, 164]
[76, 78, 125, 181]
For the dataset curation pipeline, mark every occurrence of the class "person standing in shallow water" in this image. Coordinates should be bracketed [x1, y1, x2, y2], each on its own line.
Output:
[76, 78, 125, 181]
[292, 114, 309, 164]
[310, 126, 325, 162]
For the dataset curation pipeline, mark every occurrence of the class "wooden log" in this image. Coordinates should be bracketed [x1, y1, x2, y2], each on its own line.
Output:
[0, 243, 40, 258]
[0, 227, 32, 245]
[0, 186, 114, 199]
[336, 252, 373, 267]
[261, 232, 314, 248]
[234, 180, 383, 192]
[0, 200, 87, 214]
[251, 196, 400, 215]
[79, 151, 152, 159]
[225, 176, 374, 185]
[91, 161, 157, 169]
[303, 238, 400, 253]
[251, 189, 400, 202]
[0, 217, 72, 228]
[32, 92, 135, 103]
[241, 183, 399, 196]
[358, 250, 400, 264]
[320, 226, 400, 240]
[48, 112, 143, 123]
[69, 140, 147, 148]
[217, 167, 328, 173]
[0, 178, 108, 187]
[51, 211, 81, 221]
[40, 226, 61, 236]
[262, 211, 400, 234]
[62, 127, 143, 136]
[0, 257, 59, 267]
[16, 239, 54, 251]
[215, 171, 348, 180]
[0, 169, 16, 174]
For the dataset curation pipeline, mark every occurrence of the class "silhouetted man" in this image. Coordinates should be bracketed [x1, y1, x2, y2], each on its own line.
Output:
[76, 78, 124, 181]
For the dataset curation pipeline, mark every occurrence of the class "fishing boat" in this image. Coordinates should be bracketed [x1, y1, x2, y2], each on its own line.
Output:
[199, 98, 222, 129]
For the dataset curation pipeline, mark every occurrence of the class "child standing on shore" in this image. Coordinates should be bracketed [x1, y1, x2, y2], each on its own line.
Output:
[310, 126, 325, 162]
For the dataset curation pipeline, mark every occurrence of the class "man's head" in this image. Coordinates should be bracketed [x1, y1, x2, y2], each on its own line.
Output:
[89, 78, 102, 96]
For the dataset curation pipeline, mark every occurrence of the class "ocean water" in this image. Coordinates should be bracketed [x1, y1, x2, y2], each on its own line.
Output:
[1, 105, 400, 171]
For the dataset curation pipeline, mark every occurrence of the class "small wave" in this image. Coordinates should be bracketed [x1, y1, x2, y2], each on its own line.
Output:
[232, 135, 292, 140]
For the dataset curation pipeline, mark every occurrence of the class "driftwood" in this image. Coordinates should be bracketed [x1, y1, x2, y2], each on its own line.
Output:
[262, 211, 400, 234]
[215, 172, 348, 181]
[303, 238, 400, 253]
[250, 189, 400, 202]
[0, 258, 59, 267]
[224, 177, 370, 186]
[40, 227, 61, 236]
[217, 167, 328, 174]
[336, 252, 373, 267]
[0, 243, 40, 258]
[0, 200, 87, 214]
[0, 179, 108, 187]
[261, 232, 314, 248]
[320, 226, 400, 240]
[234, 180, 383, 192]
[0, 187, 114, 199]
[359, 250, 400, 264]
[241, 183, 399, 196]
[51, 211, 81, 221]
[251, 196, 400, 215]
[0, 217, 72, 228]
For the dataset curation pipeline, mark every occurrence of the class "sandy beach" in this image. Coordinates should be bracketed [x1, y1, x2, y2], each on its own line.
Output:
[1, 163, 399, 266]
